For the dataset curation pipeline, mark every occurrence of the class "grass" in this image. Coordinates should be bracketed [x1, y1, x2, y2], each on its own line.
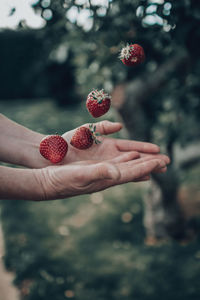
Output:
[0, 98, 200, 300]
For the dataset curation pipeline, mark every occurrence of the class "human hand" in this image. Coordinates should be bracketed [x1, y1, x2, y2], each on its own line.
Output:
[36, 156, 167, 201]
[62, 120, 170, 172]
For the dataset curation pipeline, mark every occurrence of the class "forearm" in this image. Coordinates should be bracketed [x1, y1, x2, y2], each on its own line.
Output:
[0, 166, 44, 201]
[0, 114, 48, 168]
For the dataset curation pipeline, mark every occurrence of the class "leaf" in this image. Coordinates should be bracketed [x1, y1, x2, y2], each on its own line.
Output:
[8, 7, 16, 17]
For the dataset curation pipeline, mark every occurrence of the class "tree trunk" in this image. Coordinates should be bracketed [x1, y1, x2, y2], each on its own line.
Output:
[144, 168, 186, 241]
[112, 52, 192, 241]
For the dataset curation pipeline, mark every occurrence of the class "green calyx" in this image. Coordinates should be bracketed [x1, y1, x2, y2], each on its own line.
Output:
[89, 124, 101, 144]
[90, 89, 111, 104]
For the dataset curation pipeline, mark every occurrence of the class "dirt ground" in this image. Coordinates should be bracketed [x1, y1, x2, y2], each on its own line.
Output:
[0, 224, 20, 300]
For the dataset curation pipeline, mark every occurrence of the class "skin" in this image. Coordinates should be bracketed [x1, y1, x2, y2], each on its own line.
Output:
[0, 114, 170, 201]
[35, 158, 167, 201]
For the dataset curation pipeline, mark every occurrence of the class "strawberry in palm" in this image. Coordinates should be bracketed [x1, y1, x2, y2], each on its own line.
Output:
[39, 135, 68, 163]
[70, 124, 101, 150]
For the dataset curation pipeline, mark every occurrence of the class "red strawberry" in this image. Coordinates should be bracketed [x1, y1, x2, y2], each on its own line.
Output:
[119, 43, 145, 66]
[70, 125, 101, 150]
[39, 135, 68, 163]
[86, 89, 111, 118]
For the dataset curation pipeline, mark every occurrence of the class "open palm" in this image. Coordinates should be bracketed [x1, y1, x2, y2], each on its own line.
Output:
[62, 121, 169, 167]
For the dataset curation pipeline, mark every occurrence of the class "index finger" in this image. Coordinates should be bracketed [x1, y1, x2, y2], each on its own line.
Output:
[115, 139, 160, 153]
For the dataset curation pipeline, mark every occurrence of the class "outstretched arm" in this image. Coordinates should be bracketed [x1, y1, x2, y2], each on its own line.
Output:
[0, 158, 166, 201]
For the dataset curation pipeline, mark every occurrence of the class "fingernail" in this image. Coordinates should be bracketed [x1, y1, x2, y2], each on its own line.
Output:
[158, 160, 166, 168]
[156, 145, 160, 152]
[160, 166, 167, 173]
[115, 122, 123, 128]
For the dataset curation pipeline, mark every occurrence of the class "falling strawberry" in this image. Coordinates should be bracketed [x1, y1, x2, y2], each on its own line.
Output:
[86, 89, 111, 118]
[39, 135, 68, 163]
[119, 43, 145, 66]
[70, 125, 101, 150]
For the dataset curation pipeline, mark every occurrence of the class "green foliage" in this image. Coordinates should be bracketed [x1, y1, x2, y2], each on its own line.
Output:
[0, 29, 78, 106]
[33, 0, 200, 146]
[0, 30, 46, 99]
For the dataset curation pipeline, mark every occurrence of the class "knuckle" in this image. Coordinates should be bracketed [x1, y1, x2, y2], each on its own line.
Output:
[101, 162, 121, 180]
[99, 121, 105, 133]
[99, 120, 110, 134]
[137, 163, 147, 178]
[74, 172, 85, 183]
[97, 162, 109, 178]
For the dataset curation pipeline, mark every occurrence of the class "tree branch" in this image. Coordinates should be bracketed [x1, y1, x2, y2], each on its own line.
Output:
[112, 50, 188, 141]
[117, 50, 188, 110]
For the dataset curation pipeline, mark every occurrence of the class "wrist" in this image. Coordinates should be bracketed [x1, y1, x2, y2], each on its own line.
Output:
[33, 167, 60, 201]
[0, 167, 45, 201]
[22, 133, 51, 168]
[0, 114, 51, 168]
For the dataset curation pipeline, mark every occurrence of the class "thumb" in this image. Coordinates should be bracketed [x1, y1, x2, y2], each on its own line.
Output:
[87, 120, 123, 135]
[87, 162, 121, 182]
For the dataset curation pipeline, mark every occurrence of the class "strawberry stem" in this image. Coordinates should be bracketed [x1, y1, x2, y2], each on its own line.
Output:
[89, 124, 101, 144]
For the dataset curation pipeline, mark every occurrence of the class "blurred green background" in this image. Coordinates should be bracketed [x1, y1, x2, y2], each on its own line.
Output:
[0, 0, 200, 299]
